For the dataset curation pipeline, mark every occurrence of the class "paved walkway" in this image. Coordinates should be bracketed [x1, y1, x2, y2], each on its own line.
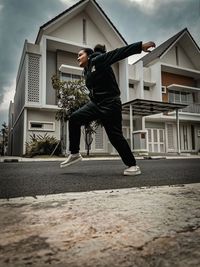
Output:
[0, 184, 200, 267]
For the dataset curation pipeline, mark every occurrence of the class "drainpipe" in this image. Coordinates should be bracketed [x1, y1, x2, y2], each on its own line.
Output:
[130, 104, 133, 151]
[176, 108, 181, 155]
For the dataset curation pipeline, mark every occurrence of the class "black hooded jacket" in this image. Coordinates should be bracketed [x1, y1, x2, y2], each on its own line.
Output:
[84, 41, 142, 105]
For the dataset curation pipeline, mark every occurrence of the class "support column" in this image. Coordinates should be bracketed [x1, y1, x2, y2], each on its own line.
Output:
[176, 108, 181, 155]
[130, 104, 133, 151]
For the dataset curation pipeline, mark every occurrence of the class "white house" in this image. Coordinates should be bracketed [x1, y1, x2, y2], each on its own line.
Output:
[8, 0, 200, 156]
[127, 28, 200, 155]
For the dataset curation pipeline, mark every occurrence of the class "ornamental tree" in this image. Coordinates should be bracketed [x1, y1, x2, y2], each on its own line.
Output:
[51, 74, 99, 155]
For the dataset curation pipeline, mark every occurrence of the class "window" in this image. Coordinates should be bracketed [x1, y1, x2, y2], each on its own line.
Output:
[129, 83, 134, 89]
[30, 123, 43, 129]
[83, 18, 87, 44]
[29, 121, 55, 131]
[144, 86, 150, 91]
[61, 73, 81, 82]
[72, 74, 81, 80]
[175, 91, 180, 103]
[168, 90, 194, 104]
[181, 92, 187, 103]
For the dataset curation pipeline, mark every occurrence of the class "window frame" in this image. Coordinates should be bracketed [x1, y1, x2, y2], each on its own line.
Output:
[29, 121, 55, 132]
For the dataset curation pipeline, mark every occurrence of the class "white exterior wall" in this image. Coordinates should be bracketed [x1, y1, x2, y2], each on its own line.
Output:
[160, 44, 195, 69]
[119, 59, 129, 103]
[12, 112, 24, 156]
[46, 51, 57, 105]
[160, 46, 177, 65]
[14, 54, 26, 122]
[57, 51, 79, 69]
[26, 110, 60, 143]
[178, 45, 195, 69]
[148, 62, 162, 101]
[49, 12, 112, 50]
[128, 61, 144, 100]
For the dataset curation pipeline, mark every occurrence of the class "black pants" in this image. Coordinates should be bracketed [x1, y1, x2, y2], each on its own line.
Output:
[68, 99, 136, 167]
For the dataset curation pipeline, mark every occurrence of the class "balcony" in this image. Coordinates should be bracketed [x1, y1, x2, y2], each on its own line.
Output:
[181, 103, 200, 114]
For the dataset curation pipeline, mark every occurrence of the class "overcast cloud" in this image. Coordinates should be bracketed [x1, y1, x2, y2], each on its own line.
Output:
[0, 0, 199, 127]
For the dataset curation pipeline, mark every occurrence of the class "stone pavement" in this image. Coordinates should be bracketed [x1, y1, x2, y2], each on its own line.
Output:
[0, 184, 200, 267]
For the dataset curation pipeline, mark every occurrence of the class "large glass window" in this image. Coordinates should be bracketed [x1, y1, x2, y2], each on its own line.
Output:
[83, 19, 87, 44]
[168, 90, 194, 104]
[61, 73, 81, 82]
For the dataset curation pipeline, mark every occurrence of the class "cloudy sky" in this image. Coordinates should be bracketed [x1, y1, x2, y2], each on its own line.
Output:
[0, 0, 199, 128]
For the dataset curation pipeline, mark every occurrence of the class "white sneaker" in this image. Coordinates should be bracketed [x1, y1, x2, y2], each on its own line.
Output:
[60, 153, 82, 168]
[123, 165, 141, 176]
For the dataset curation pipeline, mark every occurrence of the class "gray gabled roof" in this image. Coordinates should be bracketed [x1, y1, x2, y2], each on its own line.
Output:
[35, 0, 127, 45]
[134, 28, 200, 66]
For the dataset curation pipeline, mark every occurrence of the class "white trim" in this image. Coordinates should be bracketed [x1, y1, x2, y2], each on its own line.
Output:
[41, 36, 47, 106]
[23, 108, 27, 155]
[37, 1, 126, 46]
[43, 1, 89, 32]
[161, 63, 200, 77]
[176, 109, 181, 154]
[28, 120, 55, 132]
[144, 81, 156, 86]
[44, 35, 92, 49]
[130, 104, 133, 151]
[59, 64, 82, 72]
[129, 78, 140, 84]
[125, 58, 129, 101]
[91, 0, 126, 45]
[160, 31, 186, 59]
[164, 123, 168, 153]
[24, 104, 61, 111]
[162, 86, 166, 94]
[167, 84, 200, 92]
[39, 51, 42, 105]
[25, 54, 28, 104]
[178, 112, 200, 118]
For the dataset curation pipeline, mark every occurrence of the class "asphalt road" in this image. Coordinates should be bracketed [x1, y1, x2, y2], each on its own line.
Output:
[0, 159, 200, 199]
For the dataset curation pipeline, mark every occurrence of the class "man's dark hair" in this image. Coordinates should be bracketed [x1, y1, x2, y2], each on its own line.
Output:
[83, 48, 94, 56]
[94, 44, 106, 53]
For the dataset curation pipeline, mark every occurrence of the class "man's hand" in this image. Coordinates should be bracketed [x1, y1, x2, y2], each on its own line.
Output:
[142, 41, 156, 53]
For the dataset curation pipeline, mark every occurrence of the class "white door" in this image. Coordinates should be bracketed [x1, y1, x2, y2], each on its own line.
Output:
[93, 125, 106, 152]
[148, 128, 165, 153]
[82, 125, 106, 153]
[166, 124, 176, 152]
[180, 124, 193, 151]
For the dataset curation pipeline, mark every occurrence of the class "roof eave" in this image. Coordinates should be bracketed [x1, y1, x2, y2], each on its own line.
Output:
[35, 0, 127, 45]
[92, 0, 127, 45]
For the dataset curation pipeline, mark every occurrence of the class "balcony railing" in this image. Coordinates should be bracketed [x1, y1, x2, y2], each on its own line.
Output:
[181, 103, 200, 114]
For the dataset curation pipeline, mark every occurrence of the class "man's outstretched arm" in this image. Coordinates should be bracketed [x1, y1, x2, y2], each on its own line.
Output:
[92, 41, 156, 66]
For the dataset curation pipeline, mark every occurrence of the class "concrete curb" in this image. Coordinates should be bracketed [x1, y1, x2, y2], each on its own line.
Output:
[1, 155, 200, 163]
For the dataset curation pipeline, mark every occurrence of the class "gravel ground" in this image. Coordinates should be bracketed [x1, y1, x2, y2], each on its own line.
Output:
[0, 183, 200, 267]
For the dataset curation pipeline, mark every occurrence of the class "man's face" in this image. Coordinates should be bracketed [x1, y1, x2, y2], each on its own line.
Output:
[77, 50, 88, 67]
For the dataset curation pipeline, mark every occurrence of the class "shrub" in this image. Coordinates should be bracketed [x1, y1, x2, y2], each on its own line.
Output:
[26, 133, 61, 157]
